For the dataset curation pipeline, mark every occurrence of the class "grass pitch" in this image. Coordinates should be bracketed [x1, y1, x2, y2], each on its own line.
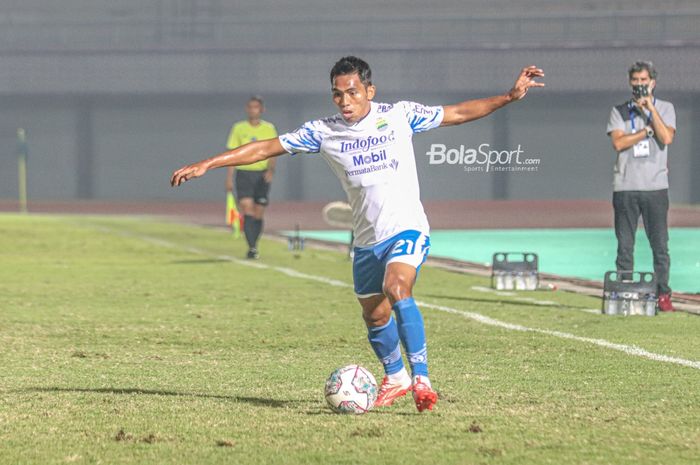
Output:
[1, 214, 699, 465]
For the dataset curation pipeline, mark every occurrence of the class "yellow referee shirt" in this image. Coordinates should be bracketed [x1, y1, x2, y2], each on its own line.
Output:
[226, 120, 278, 171]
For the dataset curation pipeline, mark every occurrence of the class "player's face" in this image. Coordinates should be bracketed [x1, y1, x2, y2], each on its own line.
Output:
[629, 70, 655, 93]
[332, 73, 376, 123]
[246, 100, 264, 120]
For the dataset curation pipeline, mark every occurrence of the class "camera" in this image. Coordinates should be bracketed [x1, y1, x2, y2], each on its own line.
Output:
[632, 84, 650, 100]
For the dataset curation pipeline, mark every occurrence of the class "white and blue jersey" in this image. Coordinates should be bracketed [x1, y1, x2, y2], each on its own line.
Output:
[278, 101, 444, 248]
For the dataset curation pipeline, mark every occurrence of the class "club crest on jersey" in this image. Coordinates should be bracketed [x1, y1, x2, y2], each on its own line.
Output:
[376, 118, 389, 131]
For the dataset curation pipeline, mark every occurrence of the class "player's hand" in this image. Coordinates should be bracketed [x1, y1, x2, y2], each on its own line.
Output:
[171, 162, 208, 187]
[263, 169, 274, 183]
[636, 95, 654, 111]
[508, 66, 545, 101]
[225, 166, 235, 191]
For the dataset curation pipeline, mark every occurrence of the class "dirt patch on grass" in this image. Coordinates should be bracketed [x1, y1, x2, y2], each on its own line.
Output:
[141, 434, 158, 444]
[215, 439, 236, 447]
[115, 429, 161, 444]
[350, 426, 383, 438]
[71, 350, 109, 359]
[114, 429, 133, 441]
[468, 422, 483, 433]
[478, 446, 502, 457]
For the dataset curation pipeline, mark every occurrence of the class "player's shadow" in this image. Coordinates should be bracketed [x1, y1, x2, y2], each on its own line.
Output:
[304, 409, 423, 416]
[17, 387, 309, 409]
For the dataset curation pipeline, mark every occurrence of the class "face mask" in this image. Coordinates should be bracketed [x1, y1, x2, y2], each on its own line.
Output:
[632, 84, 650, 100]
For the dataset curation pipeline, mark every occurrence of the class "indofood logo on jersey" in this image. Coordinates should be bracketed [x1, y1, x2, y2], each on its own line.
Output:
[340, 131, 395, 154]
[340, 131, 396, 169]
[342, 131, 400, 177]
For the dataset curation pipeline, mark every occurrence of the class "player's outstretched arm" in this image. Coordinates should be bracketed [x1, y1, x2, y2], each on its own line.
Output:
[441, 66, 545, 127]
[171, 138, 287, 187]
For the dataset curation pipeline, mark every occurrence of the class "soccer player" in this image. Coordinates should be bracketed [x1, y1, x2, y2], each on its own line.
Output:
[171, 57, 544, 412]
[225, 96, 278, 259]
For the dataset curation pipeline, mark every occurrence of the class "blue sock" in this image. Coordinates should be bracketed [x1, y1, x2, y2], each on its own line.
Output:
[367, 316, 404, 375]
[393, 297, 428, 377]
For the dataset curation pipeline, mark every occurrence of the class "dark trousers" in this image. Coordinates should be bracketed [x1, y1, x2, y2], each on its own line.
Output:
[613, 189, 671, 294]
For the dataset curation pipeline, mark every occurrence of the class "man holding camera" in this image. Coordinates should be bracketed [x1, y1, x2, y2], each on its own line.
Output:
[606, 61, 676, 311]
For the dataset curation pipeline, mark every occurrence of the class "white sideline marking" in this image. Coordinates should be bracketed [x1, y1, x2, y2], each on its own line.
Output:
[90, 224, 352, 288]
[418, 302, 700, 370]
[471, 285, 601, 313]
[473, 285, 565, 308]
[88, 224, 700, 371]
[472, 285, 515, 297]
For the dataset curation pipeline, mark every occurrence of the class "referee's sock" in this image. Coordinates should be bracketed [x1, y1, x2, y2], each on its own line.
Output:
[251, 218, 264, 248]
[243, 215, 255, 249]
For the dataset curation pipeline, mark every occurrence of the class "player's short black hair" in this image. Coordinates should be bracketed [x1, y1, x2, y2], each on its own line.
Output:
[330, 56, 372, 87]
[628, 61, 657, 80]
[248, 95, 264, 106]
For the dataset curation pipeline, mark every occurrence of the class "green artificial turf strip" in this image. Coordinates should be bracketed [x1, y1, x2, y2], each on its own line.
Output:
[298, 228, 700, 294]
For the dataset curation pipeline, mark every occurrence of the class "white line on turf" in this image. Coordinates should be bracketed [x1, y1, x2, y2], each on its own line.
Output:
[417, 302, 700, 370]
[472, 285, 516, 297]
[472, 285, 575, 309]
[88, 224, 700, 371]
[580, 309, 605, 315]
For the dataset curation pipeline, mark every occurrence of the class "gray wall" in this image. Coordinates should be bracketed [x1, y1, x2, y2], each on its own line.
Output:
[0, 1, 698, 204]
[1, 90, 696, 204]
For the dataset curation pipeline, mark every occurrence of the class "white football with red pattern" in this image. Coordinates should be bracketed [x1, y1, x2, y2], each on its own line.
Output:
[324, 365, 378, 414]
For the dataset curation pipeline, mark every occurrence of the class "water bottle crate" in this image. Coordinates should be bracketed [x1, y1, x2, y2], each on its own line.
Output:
[602, 271, 657, 316]
[287, 224, 305, 252]
[287, 235, 305, 251]
[491, 252, 539, 291]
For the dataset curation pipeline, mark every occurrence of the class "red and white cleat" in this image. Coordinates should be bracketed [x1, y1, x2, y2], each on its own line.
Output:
[412, 376, 438, 412]
[374, 375, 412, 407]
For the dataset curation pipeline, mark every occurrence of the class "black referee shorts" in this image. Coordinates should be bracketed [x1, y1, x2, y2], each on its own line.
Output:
[235, 170, 271, 206]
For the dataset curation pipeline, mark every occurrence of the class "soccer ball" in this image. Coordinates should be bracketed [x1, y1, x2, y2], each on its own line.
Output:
[324, 365, 378, 414]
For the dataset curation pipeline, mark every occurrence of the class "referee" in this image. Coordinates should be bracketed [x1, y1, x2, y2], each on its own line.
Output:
[225, 96, 278, 259]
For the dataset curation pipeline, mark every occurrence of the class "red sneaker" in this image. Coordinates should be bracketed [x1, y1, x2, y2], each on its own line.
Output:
[374, 376, 412, 407]
[412, 376, 438, 412]
[658, 293, 675, 312]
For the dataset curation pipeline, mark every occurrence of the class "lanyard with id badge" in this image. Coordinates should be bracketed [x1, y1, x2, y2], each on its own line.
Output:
[629, 100, 654, 158]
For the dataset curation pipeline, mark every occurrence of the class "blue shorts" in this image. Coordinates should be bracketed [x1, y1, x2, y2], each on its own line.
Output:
[352, 230, 430, 298]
